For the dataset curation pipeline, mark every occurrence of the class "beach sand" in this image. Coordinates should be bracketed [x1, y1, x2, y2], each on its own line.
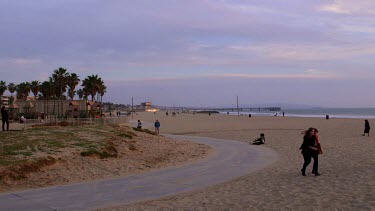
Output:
[104, 112, 375, 210]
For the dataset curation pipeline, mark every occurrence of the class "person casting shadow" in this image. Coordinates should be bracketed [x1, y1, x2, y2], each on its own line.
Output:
[300, 127, 321, 176]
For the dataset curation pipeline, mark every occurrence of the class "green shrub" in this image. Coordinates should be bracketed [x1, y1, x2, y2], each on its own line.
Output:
[133, 127, 142, 132]
[128, 143, 137, 151]
[119, 133, 133, 139]
[80, 148, 100, 157]
[58, 121, 69, 126]
[143, 129, 157, 135]
[132, 127, 156, 135]
[80, 142, 118, 159]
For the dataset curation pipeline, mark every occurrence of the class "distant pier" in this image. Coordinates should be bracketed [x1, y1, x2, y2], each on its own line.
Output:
[189, 107, 281, 112]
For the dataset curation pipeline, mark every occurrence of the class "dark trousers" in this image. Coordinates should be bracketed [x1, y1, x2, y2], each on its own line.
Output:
[302, 152, 311, 172]
[312, 153, 319, 173]
[302, 152, 319, 173]
[2, 119, 9, 131]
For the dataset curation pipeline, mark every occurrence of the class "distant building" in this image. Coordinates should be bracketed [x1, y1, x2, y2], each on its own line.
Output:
[1, 96, 10, 108]
[134, 102, 159, 112]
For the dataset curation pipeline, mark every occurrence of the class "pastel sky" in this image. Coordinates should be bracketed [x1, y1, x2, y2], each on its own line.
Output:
[1, 0, 374, 107]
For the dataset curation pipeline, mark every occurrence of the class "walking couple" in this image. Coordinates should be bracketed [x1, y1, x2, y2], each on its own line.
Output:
[300, 127, 323, 176]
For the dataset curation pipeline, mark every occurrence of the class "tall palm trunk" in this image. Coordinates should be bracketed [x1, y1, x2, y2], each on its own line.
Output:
[61, 97, 64, 118]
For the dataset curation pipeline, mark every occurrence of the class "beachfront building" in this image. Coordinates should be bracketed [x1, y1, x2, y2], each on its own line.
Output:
[1, 94, 101, 119]
[1, 96, 10, 108]
[134, 102, 159, 112]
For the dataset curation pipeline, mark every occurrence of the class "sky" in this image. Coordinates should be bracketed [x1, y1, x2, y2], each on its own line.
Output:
[0, 0, 375, 108]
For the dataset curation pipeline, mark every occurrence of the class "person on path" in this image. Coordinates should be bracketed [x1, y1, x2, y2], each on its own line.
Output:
[154, 119, 160, 134]
[363, 119, 370, 136]
[1, 106, 9, 131]
[137, 120, 142, 129]
[300, 127, 321, 176]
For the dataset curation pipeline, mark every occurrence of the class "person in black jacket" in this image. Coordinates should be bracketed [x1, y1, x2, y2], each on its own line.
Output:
[1, 106, 9, 131]
[363, 120, 370, 136]
[300, 127, 320, 176]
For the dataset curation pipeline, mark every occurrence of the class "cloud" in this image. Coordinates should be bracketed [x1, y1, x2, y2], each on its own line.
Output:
[4, 58, 42, 65]
[213, 72, 336, 79]
[319, 0, 375, 16]
[320, 3, 350, 14]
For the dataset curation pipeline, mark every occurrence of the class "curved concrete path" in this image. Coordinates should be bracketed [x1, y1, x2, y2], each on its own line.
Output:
[0, 135, 278, 211]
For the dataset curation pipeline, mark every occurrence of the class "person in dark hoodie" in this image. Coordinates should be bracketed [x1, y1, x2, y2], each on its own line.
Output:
[363, 119, 370, 136]
[300, 127, 320, 176]
[1, 106, 9, 131]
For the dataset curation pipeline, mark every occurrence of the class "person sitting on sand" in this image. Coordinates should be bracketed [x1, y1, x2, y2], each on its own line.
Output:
[252, 133, 265, 145]
[363, 119, 370, 136]
[137, 120, 142, 129]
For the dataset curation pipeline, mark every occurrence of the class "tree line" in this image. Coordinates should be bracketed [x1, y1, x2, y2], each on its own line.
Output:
[0, 67, 106, 117]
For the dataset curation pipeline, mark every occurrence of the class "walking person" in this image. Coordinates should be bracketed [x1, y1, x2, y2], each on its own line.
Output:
[363, 119, 370, 136]
[154, 119, 160, 135]
[312, 128, 322, 175]
[300, 127, 321, 176]
[1, 106, 9, 131]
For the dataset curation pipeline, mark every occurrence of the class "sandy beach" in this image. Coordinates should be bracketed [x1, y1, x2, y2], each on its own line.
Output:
[105, 112, 375, 210]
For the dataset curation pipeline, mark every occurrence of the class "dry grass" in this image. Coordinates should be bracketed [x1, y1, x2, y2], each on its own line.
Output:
[0, 123, 211, 191]
[0, 124, 135, 182]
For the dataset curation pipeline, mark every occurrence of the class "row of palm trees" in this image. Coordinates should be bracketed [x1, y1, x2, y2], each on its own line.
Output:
[0, 67, 106, 117]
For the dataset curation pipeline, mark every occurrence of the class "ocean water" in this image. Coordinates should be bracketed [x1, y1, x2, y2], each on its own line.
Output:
[221, 108, 375, 119]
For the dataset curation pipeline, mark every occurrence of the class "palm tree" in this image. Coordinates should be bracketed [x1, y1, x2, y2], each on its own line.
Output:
[98, 83, 106, 116]
[16, 82, 31, 100]
[30, 80, 41, 98]
[0, 80, 7, 96]
[77, 89, 84, 100]
[51, 67, 69, 116]
[7, 83, 16, 103]
[68, 89, 76, 100]
[40, 81, 53, 117]
[67, 73, 80, 100]
[81, 75, 102, 102]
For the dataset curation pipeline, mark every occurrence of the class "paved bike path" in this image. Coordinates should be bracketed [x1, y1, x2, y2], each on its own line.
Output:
[0, 135, 278, 211]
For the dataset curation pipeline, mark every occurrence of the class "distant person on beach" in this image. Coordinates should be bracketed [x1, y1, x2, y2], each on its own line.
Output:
[154, 120, 160, 134]
[137, 120, 142, 129]
[363, 120, 370, 136]
[1, 106, 9, 131]
[283, 112, 285, 117]
[252, 133, 265, 145]
[300, 127, 321, 176]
